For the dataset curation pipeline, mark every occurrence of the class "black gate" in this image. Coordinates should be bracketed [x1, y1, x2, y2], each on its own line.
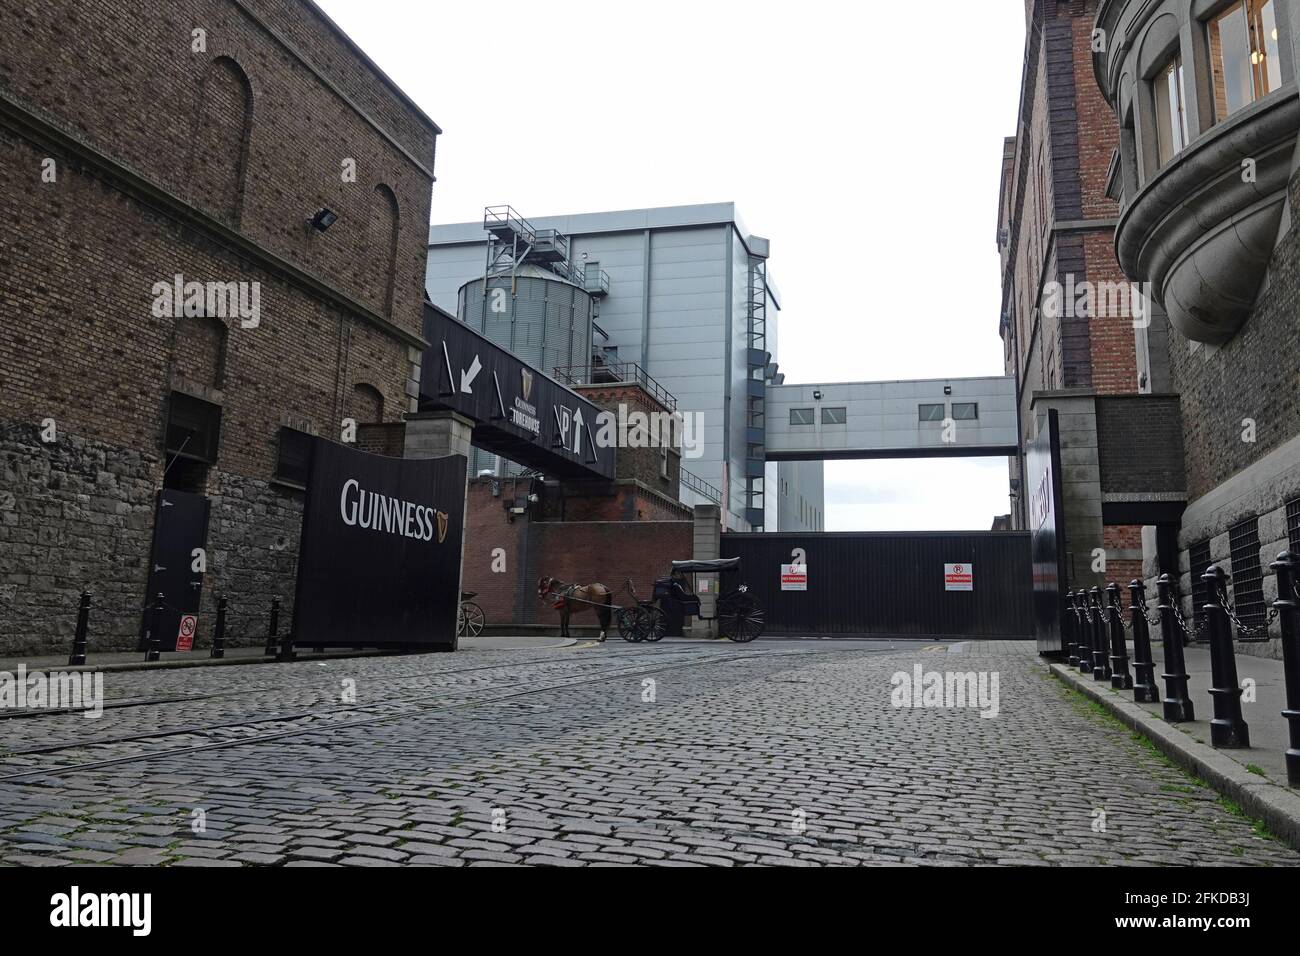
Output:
[140, 489, 210, 652]
[720, 532, 1033, 638]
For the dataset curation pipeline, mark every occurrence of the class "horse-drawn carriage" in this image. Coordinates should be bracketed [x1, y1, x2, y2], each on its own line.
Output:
[538, 556, 764, 644]
[615, 557, 765, 644]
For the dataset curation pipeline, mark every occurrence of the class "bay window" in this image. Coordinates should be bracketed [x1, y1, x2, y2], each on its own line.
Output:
[1209, 0, 1281, 122]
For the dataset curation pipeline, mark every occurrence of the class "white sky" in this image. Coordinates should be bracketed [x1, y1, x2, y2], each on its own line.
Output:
[316, 0, 1029, 531]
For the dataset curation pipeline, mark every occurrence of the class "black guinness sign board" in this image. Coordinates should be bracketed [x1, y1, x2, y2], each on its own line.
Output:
[293, 436, 465, 649]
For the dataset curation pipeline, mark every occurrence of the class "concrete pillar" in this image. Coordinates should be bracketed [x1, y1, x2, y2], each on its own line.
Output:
[404, 411, 474, 460]
[691, 504, 722, 638]
[405, 410, 475, 650]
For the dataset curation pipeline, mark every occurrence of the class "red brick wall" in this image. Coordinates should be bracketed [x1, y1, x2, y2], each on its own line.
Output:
[460, 481, 693, 629]
[0, 0, 437, 334]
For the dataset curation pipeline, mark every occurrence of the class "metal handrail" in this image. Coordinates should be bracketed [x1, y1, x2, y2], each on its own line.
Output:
[553, 362, 678, 412]
[680, 468, 722, 504]
[483, 205, 536, 244]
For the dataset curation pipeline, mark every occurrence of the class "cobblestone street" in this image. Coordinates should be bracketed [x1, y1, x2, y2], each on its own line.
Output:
[0, 640, 1295, 867]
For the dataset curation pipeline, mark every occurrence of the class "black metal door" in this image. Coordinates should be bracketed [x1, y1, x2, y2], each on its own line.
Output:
[140, 489, 210, 652]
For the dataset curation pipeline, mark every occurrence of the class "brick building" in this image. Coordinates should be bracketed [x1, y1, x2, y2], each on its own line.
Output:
[457, 369, 700, 630]
[997, 0, 1169, 590]
[0, 0, 439, 654]
[1089, 0, 1300, 649]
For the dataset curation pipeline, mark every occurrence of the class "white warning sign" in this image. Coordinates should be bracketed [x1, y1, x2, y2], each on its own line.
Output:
[944, 563, 973, 592]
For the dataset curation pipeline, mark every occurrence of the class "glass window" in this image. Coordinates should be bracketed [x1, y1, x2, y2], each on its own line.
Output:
[821, 407, 847, 425]
[1210, 0, 1282, 123]
[952, 403, 979, 421]
[918, 404, 946, 422]
[790, 408, 814, 426]
[1154, 56, 1190, 166]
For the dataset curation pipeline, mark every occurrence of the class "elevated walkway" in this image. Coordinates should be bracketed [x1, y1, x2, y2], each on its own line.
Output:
[764, 376, 1018, 460]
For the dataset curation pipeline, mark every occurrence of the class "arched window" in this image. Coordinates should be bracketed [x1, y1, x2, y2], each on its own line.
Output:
[350, 383, 385, 424]
[369, 185, 400, 316]
[190, 57, 253, 226]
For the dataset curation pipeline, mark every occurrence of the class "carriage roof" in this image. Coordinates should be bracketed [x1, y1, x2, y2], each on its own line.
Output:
[670, 558, 741, 574]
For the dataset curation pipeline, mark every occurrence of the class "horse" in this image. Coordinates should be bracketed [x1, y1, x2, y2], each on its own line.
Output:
[537, 576, 614, 641]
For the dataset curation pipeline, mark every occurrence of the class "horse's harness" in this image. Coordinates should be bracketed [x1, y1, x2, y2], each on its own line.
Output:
[543, 582, 579, 611]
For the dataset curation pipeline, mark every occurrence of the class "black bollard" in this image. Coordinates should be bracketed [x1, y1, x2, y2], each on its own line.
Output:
[1078, 591, 1095, 675]
[1128, 580, 1160, 704]
[1107, 583, 1134, 690]
[1271, 552, 1300, 786]
[211, 595, 227, 660]
[264, 597, 281, 657]
[277, 618, 296, 663]
[1090, 587, 1110, 681]
[68, 591, 91, 666]
[1066, 592, 1082, 667]
[145, 593, 164, 662]
[1203, 565, 1249, 749]
[1156, 574, 1195, 722]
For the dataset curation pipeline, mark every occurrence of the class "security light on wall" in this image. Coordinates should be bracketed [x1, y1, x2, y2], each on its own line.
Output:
[944, 385, 953, 396]
[308, 207, 339, 232]
[813, 390, 823, 401]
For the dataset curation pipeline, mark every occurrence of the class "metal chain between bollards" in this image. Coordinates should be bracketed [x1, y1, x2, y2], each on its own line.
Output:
[1216, 582, 1279, 640]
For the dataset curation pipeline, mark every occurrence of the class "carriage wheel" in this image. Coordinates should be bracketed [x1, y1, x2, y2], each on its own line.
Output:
[642, 606, 667, 643]
[617, 607, 647, 642]
[457, 602, 485, 638]
[718, 595, 764, 644]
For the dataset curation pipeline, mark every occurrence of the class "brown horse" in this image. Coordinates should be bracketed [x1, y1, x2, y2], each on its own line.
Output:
[538, 576, 614, 641]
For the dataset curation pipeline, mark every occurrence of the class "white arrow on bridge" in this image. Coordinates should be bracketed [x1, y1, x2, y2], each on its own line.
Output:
[460, 355, 482, 394]
[573, 408, 584, 454]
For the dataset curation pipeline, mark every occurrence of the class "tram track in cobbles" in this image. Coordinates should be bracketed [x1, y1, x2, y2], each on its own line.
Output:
[0, 646, 847, 782]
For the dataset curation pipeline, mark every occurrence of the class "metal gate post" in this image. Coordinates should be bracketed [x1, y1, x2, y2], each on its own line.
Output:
[1156, 574, 1194, 722]
[211, 595, 227, 660]
[1270, 552, 1300, 786]
[1090, 587, 1110, 681]
[1128, 580, 1159, 704]
[68, 591, 91, 667]
[1107, 583, 1133, 691]
[1203, 565, 1250, 749]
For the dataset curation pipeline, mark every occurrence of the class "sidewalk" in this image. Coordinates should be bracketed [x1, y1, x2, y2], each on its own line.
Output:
[0, 634, 576, 675]
[1050, 638, 1300, 850]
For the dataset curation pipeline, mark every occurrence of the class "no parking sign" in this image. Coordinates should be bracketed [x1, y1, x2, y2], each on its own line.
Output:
[176, 614, 197, 652]
[944, 564, 974, 592]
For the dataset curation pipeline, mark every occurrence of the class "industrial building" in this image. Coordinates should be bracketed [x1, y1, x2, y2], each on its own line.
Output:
[426, 203, 824, 532]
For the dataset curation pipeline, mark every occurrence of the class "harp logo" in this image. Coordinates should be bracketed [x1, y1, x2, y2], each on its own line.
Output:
[521, 369, 534, 403]
[436, 510, 449, 544]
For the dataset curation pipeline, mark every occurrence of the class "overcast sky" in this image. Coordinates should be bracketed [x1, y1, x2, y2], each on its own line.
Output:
[316, 0, 1029, 531]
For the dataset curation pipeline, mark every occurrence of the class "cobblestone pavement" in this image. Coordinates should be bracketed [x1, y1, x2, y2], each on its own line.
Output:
[0, 639, 1296, 867]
